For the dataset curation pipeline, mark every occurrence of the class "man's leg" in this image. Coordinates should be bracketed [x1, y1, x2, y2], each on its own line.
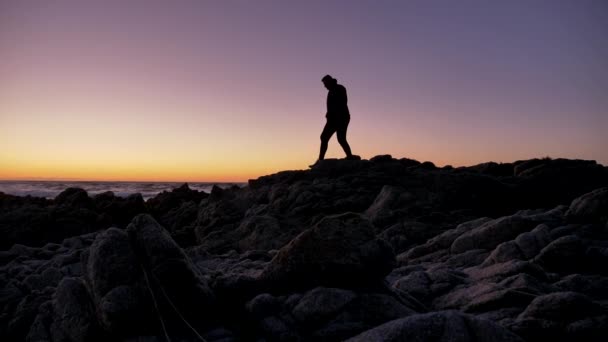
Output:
[319, 121, 336, 161]
[336, 118, 352, 158]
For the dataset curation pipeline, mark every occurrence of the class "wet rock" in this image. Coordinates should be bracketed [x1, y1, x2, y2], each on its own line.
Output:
[260, 213, 395, 292]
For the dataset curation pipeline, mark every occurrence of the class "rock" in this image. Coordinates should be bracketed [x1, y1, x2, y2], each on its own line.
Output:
[370, 155, 393, 163]
[291, 287, 357, 325]
[466, 260, 547, 283]
[518, 292, 603, 323]
[554, 274, 608, 300]
[566, 187, 608, 223]
[52, 277, 100, 341]
[392, 271, 431, 302]
[26, 300, 53, 342]
[260, 213, 395, 291]
[482, 224, 552, 266]
[317, 292, 417, 340]
[464, 288, 536, 313]
[6, 289, 53, 341]
[146, 183, 208, 215]
[534, 235, 586, 274]
[451, 215, 538, 254]
[402, 217, 492, 262]
[246, 293, 280, 317]
[235, 215, 287, 252]
[55, 188, 93, 208]
[85, 227, 152, 334]
[93, 191, 146, 228]
[365, 186, 411, 228]
[345, 310, 524, 341]
[127, 214, 216, 325]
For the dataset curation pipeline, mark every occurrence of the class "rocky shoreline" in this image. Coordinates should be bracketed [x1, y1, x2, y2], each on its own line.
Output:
[1, 156, 608, 341]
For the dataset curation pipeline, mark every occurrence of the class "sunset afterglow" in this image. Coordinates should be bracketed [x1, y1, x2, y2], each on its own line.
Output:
[1, 1, 606, 181]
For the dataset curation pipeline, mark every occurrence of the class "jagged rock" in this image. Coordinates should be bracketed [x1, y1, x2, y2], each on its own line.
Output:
[566, 187, 608, 223]
[345, 310, 524, 341]
[260, 213, 395, 291]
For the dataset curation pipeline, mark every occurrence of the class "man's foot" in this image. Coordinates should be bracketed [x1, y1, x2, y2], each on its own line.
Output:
[345, 154, 361, 160]
[309, 160, 321, 168]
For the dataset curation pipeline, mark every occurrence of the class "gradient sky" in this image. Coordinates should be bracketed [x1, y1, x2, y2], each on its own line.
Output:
[1, 0, 607, 182]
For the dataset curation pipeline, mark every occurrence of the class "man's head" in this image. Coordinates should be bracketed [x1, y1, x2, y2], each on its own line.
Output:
[322, 75, 337, 90]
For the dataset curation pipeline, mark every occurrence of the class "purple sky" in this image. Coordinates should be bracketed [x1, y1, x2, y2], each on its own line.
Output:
[1, 0, 607, 181]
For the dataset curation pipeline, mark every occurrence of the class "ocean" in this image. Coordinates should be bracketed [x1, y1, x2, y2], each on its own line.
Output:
[0, 181, 245, 200]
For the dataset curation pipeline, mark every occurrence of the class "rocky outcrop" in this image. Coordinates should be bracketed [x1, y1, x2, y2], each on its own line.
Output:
[2, 156, 608, 341]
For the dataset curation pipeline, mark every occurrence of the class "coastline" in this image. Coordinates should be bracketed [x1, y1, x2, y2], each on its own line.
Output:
[1, 155, 608, 341]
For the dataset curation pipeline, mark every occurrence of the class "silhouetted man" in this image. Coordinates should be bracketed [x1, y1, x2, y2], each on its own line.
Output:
[314, 75, 357, 165]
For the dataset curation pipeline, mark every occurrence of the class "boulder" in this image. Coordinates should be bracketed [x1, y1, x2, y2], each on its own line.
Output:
[52, 277, 100, 341]
[260, 213, 395, 291]
[85, 227, 152, 334]
[127, 214, 216, 324]
[291, 287, 357, 325]
[345, 310, 523, 341]
[534, 235, 586, 274]
[451, 216, 537, 254]
[55, 188, 93, 208]
[566, 187, 608, 223]
[518, 292, 603, 323]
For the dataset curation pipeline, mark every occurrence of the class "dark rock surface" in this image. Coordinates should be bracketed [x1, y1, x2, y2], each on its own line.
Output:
[2, 156, 608, 341]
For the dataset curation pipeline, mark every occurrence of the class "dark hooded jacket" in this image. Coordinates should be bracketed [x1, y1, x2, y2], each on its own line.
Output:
[326, 84, 350, 121]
